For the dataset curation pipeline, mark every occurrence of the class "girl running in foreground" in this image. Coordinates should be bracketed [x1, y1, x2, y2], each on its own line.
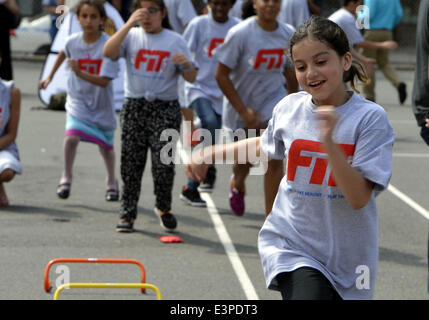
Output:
[187, 16, 395, 300]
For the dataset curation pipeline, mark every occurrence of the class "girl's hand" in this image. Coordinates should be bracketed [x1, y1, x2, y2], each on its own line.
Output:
[68, 59, 80, 75]
[39, 77, 52, 90]
[171, 53, 191, 69]
[185, 162, 210, 183]
[241, 108, 263, 129]
[126, 8, 147, 27]
[314, 105, 338, 143]
[425, 118, 429, 128]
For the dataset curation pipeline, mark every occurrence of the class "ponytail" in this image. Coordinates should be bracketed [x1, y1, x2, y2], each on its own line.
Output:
[343, 61, 369, 94]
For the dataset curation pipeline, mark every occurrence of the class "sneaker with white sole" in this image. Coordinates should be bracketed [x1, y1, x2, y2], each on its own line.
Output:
[180, 186, 207, 207]
[155, 208, 177, 232]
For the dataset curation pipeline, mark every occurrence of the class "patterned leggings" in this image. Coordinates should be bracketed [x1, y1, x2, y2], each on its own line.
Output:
[119, 98, 181, 220]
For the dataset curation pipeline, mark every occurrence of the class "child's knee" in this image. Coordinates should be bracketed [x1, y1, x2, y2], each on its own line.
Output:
[65, 135, 80, 146]
[0, 169, 15, 182]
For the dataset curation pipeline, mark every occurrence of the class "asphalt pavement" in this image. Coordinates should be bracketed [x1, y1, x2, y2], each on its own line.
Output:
[0, 57, 428, 301]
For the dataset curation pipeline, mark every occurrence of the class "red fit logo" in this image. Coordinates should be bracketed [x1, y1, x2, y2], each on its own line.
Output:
[78, 59, 102, 75]
[287, 139, 355, 186]
[253, 49, 284, 70]
[208, 38, 224, 57]
[134, 49, 171, 72]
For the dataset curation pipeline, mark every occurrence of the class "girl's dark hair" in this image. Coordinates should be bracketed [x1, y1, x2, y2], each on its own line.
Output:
[76, 0, 107, 18]
[290, 16, 369, 93]
[132, 0, 171, 29]
[241, 0, 255, 19]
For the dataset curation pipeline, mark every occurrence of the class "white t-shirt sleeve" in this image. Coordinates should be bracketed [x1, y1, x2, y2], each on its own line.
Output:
[100, 57, 119, 80]
[351, 108, 395, 192]
[182, 18, 199, 53]
[213, 27, 242, 70]
[260, 103, 286, 160]
[177, 0, 197, 28]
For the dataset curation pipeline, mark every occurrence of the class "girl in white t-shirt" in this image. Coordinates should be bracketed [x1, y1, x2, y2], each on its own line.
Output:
[214, 0, 298, 217]
[103, 0, 197, 233]
[40, 0, 120, 202]
[187, 16, 394, 300]
[0, 55, 21, 207]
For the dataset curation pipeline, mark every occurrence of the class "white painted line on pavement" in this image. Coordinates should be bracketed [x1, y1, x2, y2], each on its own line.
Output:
[393, 153, 429, 158]
[387, 184, 429, 220]
[177, 140, 260, 300]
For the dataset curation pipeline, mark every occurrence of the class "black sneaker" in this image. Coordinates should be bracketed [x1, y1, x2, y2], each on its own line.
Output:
[155, 208, 177, 232]
[398, 82, 407, 105]
[180, 186, 207, 207]
[116, 218, 134, 233]
[197, 166, 216, 193]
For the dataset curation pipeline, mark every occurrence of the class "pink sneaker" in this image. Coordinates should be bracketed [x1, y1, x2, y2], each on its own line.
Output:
[229, 176, 245, 216]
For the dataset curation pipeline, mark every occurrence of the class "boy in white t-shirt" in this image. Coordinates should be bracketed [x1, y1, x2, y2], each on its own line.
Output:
[328, 0, 398, 78]
[180, 0, 240, 207]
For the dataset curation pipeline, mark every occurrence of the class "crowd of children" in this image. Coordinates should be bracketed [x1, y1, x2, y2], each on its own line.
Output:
[2, 0, 401, 300]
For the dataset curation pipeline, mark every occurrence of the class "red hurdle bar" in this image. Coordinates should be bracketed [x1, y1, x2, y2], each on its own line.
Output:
[44, 258, 147, 293]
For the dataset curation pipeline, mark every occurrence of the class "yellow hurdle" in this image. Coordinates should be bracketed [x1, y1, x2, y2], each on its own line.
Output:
[53, 283, 163, 300]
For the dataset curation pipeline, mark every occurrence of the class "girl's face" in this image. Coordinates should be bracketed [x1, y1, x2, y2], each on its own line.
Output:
[77, 4, 104, 33]
[253, 0, 281, 22]
[292, 37, 352, 106]
[138, 1, 165, 34]
[209, 0, 233, 23]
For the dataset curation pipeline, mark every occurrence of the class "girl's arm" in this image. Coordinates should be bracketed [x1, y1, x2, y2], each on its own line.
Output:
[356, 40, 398, 51]
[171, 53, 197, 83]
[4, 0, 19, 16]
[284, 65, 299, 94]
[67, 59, 112, 88]
[315, 106, 374, 210]
[186, 137, 266, 182]
[0, 86, 20, 150]
[39, 51, 66, 89]
[215, 63, 262, 129]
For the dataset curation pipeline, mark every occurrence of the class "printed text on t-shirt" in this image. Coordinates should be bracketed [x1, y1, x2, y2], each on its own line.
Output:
[78, 59, 102, 75]
[287, 139, 355, 186]
[134, 49, 171, 72]
[254, 49, 284, 70]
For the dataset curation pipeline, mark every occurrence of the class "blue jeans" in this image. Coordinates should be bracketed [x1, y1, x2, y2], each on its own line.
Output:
[187, 98, 221, 190]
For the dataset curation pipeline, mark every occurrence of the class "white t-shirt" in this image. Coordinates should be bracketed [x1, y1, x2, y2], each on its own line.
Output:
[0, 79, 19, 160]
[214, 17, 295, 131]
[120, 27, 194, 101]
[230, 0, 243, 19]
[329, 8, 364, 46]
[164, 0, 197, 34]
[183, 13, 240, 114]
[258, 91, 395, 300]
[64, 32, 119, 131]
[277, 0, 310, 28]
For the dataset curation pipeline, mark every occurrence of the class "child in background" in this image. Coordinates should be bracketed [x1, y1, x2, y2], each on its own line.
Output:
[40, 0, 120, 201]
[214, 0, 298, 216]
[187, 16, 395, 300]
[180, 0, 240, 207]
[0, 51, 21, 206]
[103, 0, 197, 233]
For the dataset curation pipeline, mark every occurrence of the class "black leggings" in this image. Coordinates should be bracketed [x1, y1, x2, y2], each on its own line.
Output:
[276, 267, 342, 300]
